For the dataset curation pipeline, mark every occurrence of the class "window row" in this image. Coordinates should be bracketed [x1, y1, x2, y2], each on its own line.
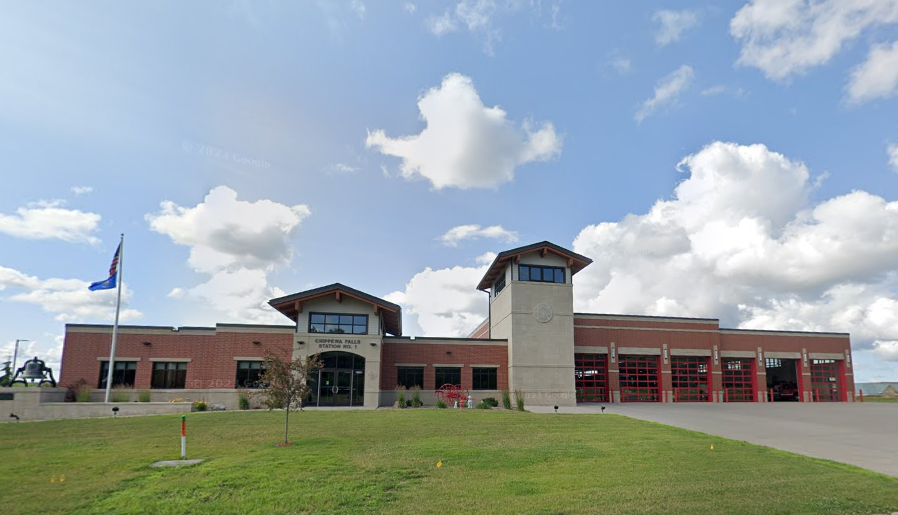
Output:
[519, 264, 565, 284]
[396, 366, 498, 390]
[98, 360, 265, 389]
[309, 313, 368, 334]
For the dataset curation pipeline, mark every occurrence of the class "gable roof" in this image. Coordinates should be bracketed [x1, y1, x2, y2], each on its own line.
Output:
[477, 241, 593, 291]
[269, 283, 402, 336]
[855, 383, 898, 396]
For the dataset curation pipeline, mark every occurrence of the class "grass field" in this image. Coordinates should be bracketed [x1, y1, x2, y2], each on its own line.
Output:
[2, 410, 897, 515]
[862, 396, 898, 403]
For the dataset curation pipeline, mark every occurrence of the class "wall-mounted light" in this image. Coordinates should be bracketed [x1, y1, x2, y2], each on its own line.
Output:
[297, 341, 305, 346]
[252, 340, 261, 345]
[370, 342, 377, 347]
[142, 341, 152, 346]
[446, 351, 452, 355]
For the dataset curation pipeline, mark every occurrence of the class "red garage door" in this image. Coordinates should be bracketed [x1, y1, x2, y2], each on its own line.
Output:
[723, 358, 755, 402]
[810, 359, 844, 402]
[619, 355, 660, 402]
[575, 353, 608, 402]
[671, 356, 710, 402]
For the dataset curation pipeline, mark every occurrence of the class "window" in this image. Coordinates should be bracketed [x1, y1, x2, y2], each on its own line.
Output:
[810, 359, 842, 402]
[472, 368, 497, 390]
[397, 367, 424, 389]
[151, 362, 187, 389]
[434, 367, 461, 388]
[235, 361, 264, 388]
[765, 358, 783, 369]
[518, 264, 565, 284]
[309, 313, 368, 334]
[98, 361, 137, 388]
[493, 273, 506, 296]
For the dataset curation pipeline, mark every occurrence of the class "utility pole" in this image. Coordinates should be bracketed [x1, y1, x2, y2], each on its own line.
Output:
[12, 339, 29, 373]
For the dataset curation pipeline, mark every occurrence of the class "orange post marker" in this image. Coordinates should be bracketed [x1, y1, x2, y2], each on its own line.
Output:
[181, 415, 187, 459]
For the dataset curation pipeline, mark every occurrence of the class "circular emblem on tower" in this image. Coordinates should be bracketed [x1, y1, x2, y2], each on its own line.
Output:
[368, 370, 377, 380]
[533, 303, 554, 323]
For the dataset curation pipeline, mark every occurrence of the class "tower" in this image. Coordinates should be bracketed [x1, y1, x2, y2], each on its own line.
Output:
[477, 242, 592, 406]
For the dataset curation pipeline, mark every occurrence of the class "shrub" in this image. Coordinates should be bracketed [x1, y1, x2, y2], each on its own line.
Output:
[76, 383, 92, 403]
[168, 397, 186, 403]
[395, 385, 406, 409]
[138, 390, 151, 403]
[192, 400, 208, 412]
[501, 390, 512, 410]
[514, 389, 525, 412]
[410, 386, 423, 408]
[436, 399, 448, 409]
[482, 397, 499, 408]
[475, 400, 492, 409]
[65, 379, 88, 402]
[110, 385, 131, 403]
[238, 391, 251, 410]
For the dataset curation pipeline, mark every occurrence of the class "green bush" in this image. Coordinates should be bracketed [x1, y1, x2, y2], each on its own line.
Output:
[192, 400, 208, 412]
[475, 400, 492, 409]
[514, 389, 525, 412]
[395, 385, 406, 408]
[137, 390, 151, 402]
[75, 384, 92, 403]
[110, 385, 131, 403]
[410, 386, 423, 408]
[238, 391, 251, 410]
[501, 390, 512, 410]
[436, 399, 448, 409]
[481, 397, 499, 407]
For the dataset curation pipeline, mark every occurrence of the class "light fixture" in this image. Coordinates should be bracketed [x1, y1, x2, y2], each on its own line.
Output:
[252, 340, 261, 345]
[601, 406, 606, 414]
[370, 342, 377, 347]
[142, 341, 152, 346]
[297, 341, 305, 346]
[553, 405, 558, 414]
[446, 351, 452, 355]
[112, 406, 120, 418]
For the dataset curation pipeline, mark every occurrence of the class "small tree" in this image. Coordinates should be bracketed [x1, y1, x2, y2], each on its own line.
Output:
[256, 351, 322, 446]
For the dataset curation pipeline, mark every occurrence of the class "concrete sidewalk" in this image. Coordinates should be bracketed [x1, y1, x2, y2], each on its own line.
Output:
[534, 402, 898, 478]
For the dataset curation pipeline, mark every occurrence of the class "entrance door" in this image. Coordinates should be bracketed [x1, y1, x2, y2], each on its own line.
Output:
[318, 370, 336, 405]
[313, 352, 366, 407]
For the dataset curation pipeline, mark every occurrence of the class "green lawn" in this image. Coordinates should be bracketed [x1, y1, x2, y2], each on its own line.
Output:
[2, 410, 897, 515]
[862, 396, 898, 403]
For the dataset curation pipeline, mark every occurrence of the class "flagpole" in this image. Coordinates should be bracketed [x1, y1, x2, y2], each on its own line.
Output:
[104, 234, 124, 403]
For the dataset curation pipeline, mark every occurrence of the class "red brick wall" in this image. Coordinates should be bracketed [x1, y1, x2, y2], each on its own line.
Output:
[379, 341, 508, 391]
[60, 327, 293, 389]
[468, 319, 490, 339]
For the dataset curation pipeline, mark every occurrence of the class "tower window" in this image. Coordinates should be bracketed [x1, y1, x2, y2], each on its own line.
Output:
[519, 265, 565, 284]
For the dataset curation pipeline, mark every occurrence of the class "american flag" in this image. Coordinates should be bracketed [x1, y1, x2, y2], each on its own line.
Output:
[88, 243, 121, 291]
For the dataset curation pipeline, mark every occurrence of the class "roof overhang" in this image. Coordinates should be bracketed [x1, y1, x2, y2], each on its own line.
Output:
[269, 283, 402, 336]
[476, 241, 592, 291]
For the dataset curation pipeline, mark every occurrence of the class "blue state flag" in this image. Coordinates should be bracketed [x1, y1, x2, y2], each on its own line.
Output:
[88, 243, 121, 291]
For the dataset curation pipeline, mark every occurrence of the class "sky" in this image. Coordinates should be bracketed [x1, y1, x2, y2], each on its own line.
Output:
[2, 1, 898, 383]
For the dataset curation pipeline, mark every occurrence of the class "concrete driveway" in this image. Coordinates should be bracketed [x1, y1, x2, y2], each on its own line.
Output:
[540, 403, 898, 478]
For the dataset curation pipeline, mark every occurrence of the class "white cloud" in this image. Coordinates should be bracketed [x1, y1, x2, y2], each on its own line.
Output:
[424, 1, 557, 55]
[608, 56, 632, 75]
[71, 186, 93, 196]
[846, 40, 898, 104]
[872, 341, 898, 361]
[351, 0, 366, 20]
[701, 85, 726, 96]
[404, 2, 416, 14]
[572, 141, 898, 358]
[427, 12, 457, 35]
[636, 65, 694, 123]
[385, 254, 492, 337]
[888, 141, 898, 172]
[146, 186, 310, 323]
[366, 73, 561, 190]
[653, 9, 699, 46]
[0, 200, 101, 244]
[731, 0, 898, 81]
[439, 224, 519, 247]
[0, 265, 142, 323]
[326, 162, 359, 174]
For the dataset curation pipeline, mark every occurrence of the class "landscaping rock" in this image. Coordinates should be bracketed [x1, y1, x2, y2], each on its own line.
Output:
[150, 459, 204, 468]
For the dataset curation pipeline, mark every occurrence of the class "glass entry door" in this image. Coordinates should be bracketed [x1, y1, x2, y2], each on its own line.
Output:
[313, 352, 365, 407]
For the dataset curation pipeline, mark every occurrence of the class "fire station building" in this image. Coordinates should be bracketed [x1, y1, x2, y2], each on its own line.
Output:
[60, 242, 856, 408]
